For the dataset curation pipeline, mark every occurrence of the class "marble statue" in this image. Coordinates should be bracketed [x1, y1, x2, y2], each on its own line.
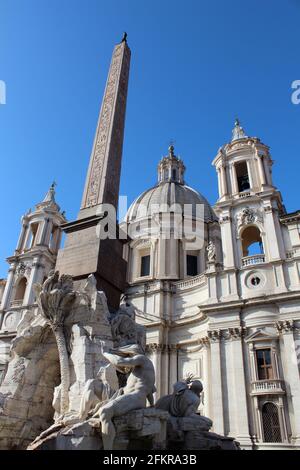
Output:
[156, 376, 211, 428]
[91, 341, 156, 450]
[153, 378, 242, 450]
[78, 363, 116, 421]
[207, 241, 216, 263]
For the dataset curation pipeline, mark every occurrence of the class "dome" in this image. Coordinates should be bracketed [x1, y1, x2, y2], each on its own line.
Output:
[125, 146, 217, 223]
[126, 182, 217, 222]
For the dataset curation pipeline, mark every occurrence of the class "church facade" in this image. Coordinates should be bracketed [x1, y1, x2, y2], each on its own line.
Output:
[0, 38, 300, 450]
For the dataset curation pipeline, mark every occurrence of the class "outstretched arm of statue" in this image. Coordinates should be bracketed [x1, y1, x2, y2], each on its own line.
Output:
[102, 351, 142, 369]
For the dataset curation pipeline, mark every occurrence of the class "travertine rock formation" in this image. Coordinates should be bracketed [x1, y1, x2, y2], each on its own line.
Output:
[0, 273, 117, 449]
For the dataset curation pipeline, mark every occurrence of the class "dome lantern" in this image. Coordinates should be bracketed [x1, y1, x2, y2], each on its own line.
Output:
[157, 145, 186, 185]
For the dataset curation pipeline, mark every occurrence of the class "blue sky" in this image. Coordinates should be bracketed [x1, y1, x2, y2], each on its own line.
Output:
[0, 0, 299, 277]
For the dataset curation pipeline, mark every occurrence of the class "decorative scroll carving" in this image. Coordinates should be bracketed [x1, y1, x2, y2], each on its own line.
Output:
[222, 327, 245, 341]
[236, 206, 262, 229]
[276, 320, 294, 333]
[219, 215, 230, 224]
[16, 262, 32, 277]
[146, 343, 163, 353]
[208, 327, 245, 342]
[208, 330, 222, 342]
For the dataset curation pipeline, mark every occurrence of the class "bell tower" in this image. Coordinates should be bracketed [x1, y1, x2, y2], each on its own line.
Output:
[214, 119, 276, 203]
[0, 184, 65, 330]
[212, 120, 286, 283]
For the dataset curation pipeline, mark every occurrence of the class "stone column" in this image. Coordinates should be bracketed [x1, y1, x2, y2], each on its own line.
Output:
[158, 238, 166, 278]
[228, 328, 252, 448]
[246, 160, 254, 189]
[161, 345, 169, 396]
[35, 221, 44, 247]
[220, 164, 228, 197]
[149, 343, 162, 401]
[202, 339, 210, 417]
[253, 395, 263, 442]
[263, 157, 272, 186]
[208, 330, 224, 435]
[169, 344, 178, 393]
[219, 215, 235, 268]
[37, 218, 49, 245]
[15, 222, 28, 253]
[277, 320, 300, 445]
[217, 168, 222, 198]
[169, 237, 178, 278]
[231, 163, 238, 194]
[24, 257, 43, 305]
[278, 396, 289, 443]
[207, 270, 218, 301]
[49, 226, 60, 252]
[263, 205, 284, 261]
[257, 154, 266, 187]
[22, 225, 32, 251]
[43, 220, 53, 247]
[0, 263, 17, 312]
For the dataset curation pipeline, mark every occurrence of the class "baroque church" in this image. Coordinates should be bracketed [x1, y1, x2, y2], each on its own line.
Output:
[0, 37, 300, 450]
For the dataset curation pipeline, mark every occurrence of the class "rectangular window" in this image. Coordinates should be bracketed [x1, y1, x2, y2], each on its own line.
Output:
[140, 255, 150, 277]
[236, 161, 250, 192]
[187, 255, 198, 276]
[256, 349, 274, 380]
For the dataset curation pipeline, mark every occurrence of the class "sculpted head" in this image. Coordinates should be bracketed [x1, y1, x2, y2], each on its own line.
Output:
[190, 380, 203, 396]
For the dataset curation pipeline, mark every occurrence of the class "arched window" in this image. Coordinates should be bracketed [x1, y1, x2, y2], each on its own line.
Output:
[241, 226, 264, 257]
[262, 402, 282, 443]
[14, 277, 27, 302]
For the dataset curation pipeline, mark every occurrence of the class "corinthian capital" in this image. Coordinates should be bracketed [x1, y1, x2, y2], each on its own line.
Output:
[208, 330, 222, 342]
[276, 320, 294, 334]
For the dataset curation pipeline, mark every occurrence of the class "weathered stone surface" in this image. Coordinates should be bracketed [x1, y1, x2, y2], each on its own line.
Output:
[0, 277, 117, 449]
[27, 408, 169, 451]
[166, 416, 240, 450]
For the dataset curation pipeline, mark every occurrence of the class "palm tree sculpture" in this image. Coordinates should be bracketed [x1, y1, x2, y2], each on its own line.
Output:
[34, 271, 76, 416]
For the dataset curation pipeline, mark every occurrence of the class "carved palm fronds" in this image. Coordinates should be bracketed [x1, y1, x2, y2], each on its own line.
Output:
[33, 272, 76, 416]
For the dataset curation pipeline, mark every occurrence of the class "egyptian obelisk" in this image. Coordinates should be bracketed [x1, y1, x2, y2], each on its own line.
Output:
[56, 36, 130, 309]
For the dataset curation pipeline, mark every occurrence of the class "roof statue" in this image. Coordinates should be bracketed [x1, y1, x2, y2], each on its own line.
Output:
[231, 118, 247, 141]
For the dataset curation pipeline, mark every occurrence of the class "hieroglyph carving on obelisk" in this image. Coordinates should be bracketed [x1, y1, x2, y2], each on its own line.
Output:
[80, 40, 131, 215]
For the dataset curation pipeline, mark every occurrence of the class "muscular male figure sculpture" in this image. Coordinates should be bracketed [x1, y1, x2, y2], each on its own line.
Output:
[95, 343, 155, 450]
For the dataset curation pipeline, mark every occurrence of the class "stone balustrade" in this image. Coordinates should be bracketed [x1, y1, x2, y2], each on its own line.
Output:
[242, 254, 265, 267]
[238, 191, 251, 198]
[250, 379, 285, 395]
[174, 274, 207, 291]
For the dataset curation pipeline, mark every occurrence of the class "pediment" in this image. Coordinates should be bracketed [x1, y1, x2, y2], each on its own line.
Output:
[244, 328, 278, 342]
